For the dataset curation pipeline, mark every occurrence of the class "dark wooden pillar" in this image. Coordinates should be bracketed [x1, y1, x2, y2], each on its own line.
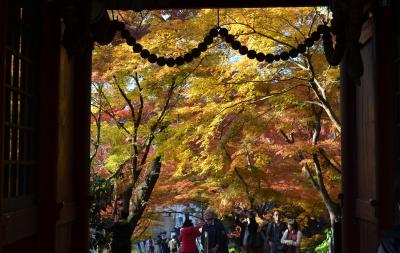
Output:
[394, 0, 400, 225]
[37, 2, 61, 253]
[375, 4, 396, 233]
[72, 48, 91, 253]
[71, 3, 92, 250]
[341, 59, 358, 253]
[0, 1, 6, 251]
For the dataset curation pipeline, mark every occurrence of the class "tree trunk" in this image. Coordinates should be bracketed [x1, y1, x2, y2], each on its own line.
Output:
[111, 156, 161, 253]
[128, 156, 161, 229]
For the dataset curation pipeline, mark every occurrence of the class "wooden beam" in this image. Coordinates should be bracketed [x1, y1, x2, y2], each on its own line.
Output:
[106, 0, 328, 10]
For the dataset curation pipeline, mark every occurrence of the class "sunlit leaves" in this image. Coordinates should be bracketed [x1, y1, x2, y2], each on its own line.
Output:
[91, 7, 340, 226]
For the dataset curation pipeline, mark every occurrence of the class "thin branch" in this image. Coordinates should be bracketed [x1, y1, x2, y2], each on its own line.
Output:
[131, 73, 143, 183]
[279, 129, 294, 144]
[105, 158, 132, 184]
[140, 79, 176, 167]
[312, 153, 339, 215]
[90, 84, 104, 163]
[114, 75, 136, 121]
[306, 55, 341, 132]
[311, 105, 323, 145]
[90, 111, 101, 162]
[234, 167, 254, 209]
[101, 109, 132, 135]
[133, 73, 144, 129]
[318, 148, 342, 174]
[308, 11, 318, 36]
[279, 16, 306, 39]
[217, 83, 306, 115]
[97, 88, 132, 135]
[221, 22, 295, 49]
[303, 163, 320, 191]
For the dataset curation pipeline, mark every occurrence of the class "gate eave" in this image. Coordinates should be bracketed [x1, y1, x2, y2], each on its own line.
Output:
[104, 0, 328, 10]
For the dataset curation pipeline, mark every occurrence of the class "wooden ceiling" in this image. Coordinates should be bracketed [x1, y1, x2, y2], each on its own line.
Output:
[105, 0, 328, 10]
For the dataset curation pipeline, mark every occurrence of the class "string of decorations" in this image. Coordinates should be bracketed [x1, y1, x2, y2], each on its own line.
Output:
[110, 20, 336, 68]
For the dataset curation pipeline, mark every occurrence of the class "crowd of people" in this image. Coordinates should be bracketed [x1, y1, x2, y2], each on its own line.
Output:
[111, 209, 303, 253]
[234, 210, 302, 253]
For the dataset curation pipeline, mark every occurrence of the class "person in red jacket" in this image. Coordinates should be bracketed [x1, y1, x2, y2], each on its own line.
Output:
[179, 219, 203, 253]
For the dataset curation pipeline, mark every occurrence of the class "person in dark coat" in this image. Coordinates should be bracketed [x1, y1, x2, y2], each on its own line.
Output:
[110, 210, 132, 253]
[377, 180, 400, 253]
[235, 211, 262, 253]
[266, 211, 286, 253]
[377, 225, 400, 253]
[259, 221, 270, 253]
[201, 209, 229, 253]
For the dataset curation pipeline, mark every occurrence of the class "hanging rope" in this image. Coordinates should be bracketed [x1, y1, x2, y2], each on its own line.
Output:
[217, 9, 220, 27]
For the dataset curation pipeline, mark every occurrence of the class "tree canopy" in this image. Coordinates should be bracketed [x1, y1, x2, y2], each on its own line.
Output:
[90, 7, 341, 242]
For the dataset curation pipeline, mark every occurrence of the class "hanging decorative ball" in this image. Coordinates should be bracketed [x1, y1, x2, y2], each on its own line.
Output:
[198, 42, 207, 52]
[126, 37, 136, 46]
[297, 44, 306, 53]
[209, 28, 219, 38]
[256, 52, 265, 62]
[231, 41, 241, 50]
[184, 53, 193, 62]
[317, 24, 330, 35]
[204, 36, 213, 45]
[166, 58, 176, 67]
[157, 57, 166, 66]
[247, 50, 257, 59]
[280, 51, 290, 61]
[330, 20, 337, 35]
[219, 28, 229, 37]
[322, 33, 332, 42]
[274, 54, 281, 61]
[191, 48, 201, 58]
[265, 53, 274, 63]
[140, 49, 150, 59]
[225, 35, 235, 44]
[175, 56, 185, 65]
[121, 29, 130, 39]
[111, 20, 125, 31]
[148, 54, 157, 63]
[311, 31, 321, 42]
[304, 38, 314, 47]
[289, 48, 298, 58]
[239, 46, 248, 55]
[133, 43, 143, 53]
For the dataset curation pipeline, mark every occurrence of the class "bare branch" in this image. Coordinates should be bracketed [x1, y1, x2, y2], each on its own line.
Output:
[97, 88, 132, 135]
[90, 111, 101, 162]
[222, 22, 295, 49]
[114, 75, 136, 121]
[279, 129, 294, 144]
[303, 163, 320, 191]
[318, 148, 342, 174]
[234, 167, 254, 209]
[312, 154, 339, 217]
[104, 158, 133, 184]
[90, 84, 104, 163]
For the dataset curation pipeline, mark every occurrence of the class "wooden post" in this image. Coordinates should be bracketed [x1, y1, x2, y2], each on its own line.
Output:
[37, 2, 61, 253]
[340, 58, 357, 253]
[375, 4, 396, 234]
[0, 1, 6, 251]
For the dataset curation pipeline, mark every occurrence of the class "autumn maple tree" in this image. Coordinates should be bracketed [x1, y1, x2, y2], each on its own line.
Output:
[90, 7, 341, 250]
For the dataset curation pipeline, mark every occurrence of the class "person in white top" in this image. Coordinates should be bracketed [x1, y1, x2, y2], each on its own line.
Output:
[280, 220, 302, 253]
